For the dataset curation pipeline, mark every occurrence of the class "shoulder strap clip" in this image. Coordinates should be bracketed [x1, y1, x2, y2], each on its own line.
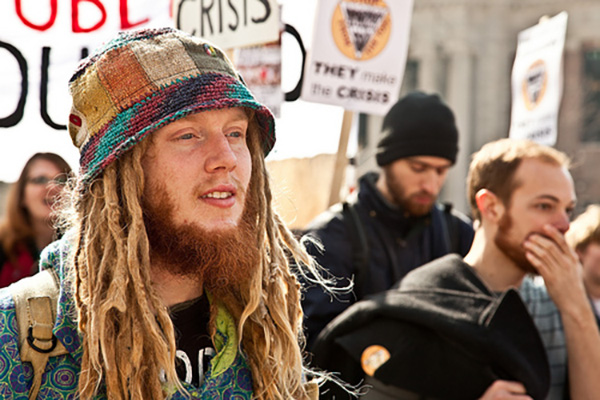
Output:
[10, 269, 68, 400]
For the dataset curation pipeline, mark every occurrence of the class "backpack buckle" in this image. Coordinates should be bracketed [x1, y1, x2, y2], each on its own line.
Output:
[27, 326, 58, 354]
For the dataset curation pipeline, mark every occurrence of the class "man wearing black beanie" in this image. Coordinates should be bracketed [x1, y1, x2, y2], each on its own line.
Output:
[301, 91, 475, 360]
[376, 91, 459, 167]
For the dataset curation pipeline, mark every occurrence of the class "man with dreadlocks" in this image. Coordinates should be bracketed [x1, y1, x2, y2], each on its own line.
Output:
[0, 28, 322, 399]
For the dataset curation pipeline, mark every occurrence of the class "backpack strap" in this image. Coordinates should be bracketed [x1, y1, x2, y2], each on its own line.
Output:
[438, 202, 460, 254]
[10, 269, 68, 400]
[342, 201, 370, 299]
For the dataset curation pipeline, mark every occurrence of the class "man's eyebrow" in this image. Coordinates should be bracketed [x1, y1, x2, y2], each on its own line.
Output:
[535, 194, 576, 207]
[535, 195, 560, 202]
[230, 113, 250, 121]
[229, 109, 250, 120]
[229, 116, 250, 125]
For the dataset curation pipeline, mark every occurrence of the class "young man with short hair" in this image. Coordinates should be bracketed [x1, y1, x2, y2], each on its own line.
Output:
[0, 28, 321, 399]
[468, 139, 600, 399]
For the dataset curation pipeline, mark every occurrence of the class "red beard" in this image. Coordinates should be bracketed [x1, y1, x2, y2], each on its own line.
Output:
[494, 213, 538, 275]
[142, 185, 260, 296]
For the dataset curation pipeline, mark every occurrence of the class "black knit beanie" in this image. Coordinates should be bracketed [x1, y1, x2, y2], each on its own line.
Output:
[376, 92, 459, 166]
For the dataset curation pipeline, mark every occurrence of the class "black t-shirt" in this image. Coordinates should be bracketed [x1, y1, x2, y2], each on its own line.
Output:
[170, 296, 215, 388]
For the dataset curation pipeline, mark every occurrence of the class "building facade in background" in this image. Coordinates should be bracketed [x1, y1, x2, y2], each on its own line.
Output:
[356, 0, 600, 216]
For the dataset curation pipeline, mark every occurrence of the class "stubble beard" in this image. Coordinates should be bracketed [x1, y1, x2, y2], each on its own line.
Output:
[142, 184, 260, 298]
[385, 169, 436, 217]
[494, 212, 538, 275]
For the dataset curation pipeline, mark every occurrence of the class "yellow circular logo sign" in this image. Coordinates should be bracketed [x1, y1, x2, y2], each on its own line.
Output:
[521, 59, 548, 110]
[331, 0, 392, 61]
[361, 345, 391, 376]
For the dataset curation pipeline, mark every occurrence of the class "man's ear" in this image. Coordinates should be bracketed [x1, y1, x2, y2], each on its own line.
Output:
[475, 189, 504, 222]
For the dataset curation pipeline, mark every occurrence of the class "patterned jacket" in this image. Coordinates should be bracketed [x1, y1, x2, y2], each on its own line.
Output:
[0, 238, 253, 399]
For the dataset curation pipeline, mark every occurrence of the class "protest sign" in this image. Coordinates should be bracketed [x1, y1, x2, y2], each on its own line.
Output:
[236, 41, 284, 117]
[173, 0, 279, 49]
[509, 12, 568, 146]
[0, 0, 172, 182]
[301, 0, 413, 115]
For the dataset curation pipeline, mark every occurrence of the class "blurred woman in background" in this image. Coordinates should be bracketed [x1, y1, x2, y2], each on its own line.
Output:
[0, 153, 72, 287]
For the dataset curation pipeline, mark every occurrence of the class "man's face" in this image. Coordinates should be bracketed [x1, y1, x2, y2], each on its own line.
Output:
[494, 158, 576, 274]
[579, 242, 600, 290]
[382, 156, 452, 216]
[142, 108, 252, 232]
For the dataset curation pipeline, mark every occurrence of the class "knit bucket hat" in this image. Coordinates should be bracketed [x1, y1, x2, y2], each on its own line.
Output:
[67, 27, 275, 191]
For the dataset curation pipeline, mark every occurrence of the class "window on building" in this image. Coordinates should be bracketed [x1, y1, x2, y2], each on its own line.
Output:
[582, 48, 600, 142]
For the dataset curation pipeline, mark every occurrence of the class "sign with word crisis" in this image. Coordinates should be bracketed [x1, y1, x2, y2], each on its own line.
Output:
[173, 0, 279, 50]
[0, 0, 172, 182]
[301, 0, 413, 115]
[509, 12, 568, 146]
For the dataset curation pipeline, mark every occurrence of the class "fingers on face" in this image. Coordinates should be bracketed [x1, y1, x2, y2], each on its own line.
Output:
[541, 224, 571, 254]
[524, 235, 558, 265]
[524, 231, 578, 277]
[528, 227, 575, 258]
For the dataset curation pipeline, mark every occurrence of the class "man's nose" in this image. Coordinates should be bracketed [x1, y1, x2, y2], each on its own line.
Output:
[554, 211, 571, 235]
[421, 170, 442, 194]
[205, 135, 237, 172]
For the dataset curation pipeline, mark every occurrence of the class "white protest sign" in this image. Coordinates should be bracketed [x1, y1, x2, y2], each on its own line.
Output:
[301, 0, 413, 115]
[0, 0, 173, 183]
[509, 12, 568, 146]
[173, 0, 279, 49]
[236, 41, 284, 117]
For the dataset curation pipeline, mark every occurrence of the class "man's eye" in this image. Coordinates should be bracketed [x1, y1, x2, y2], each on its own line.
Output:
[178, 133, 195, 140]
[536, 203, 553, 211]
[410, 164, 426, 172]
[227, 131, 244, 139]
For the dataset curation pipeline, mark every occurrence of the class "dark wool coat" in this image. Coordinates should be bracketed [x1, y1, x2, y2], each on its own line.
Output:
[302, 172, 474, 350]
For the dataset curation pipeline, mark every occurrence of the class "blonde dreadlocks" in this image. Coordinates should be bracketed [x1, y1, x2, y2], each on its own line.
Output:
[60, 118, 321, 399]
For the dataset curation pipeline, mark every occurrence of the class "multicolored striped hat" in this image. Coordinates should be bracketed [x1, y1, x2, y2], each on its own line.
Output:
[68, 27, 275, 190]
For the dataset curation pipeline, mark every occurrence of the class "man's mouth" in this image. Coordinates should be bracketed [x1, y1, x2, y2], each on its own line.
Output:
[202, 191, 233, 199]
[412, 194, 434, 205]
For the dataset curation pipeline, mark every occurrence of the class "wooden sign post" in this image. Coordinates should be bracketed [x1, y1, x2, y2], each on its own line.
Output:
[328, 110, 354, 206]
